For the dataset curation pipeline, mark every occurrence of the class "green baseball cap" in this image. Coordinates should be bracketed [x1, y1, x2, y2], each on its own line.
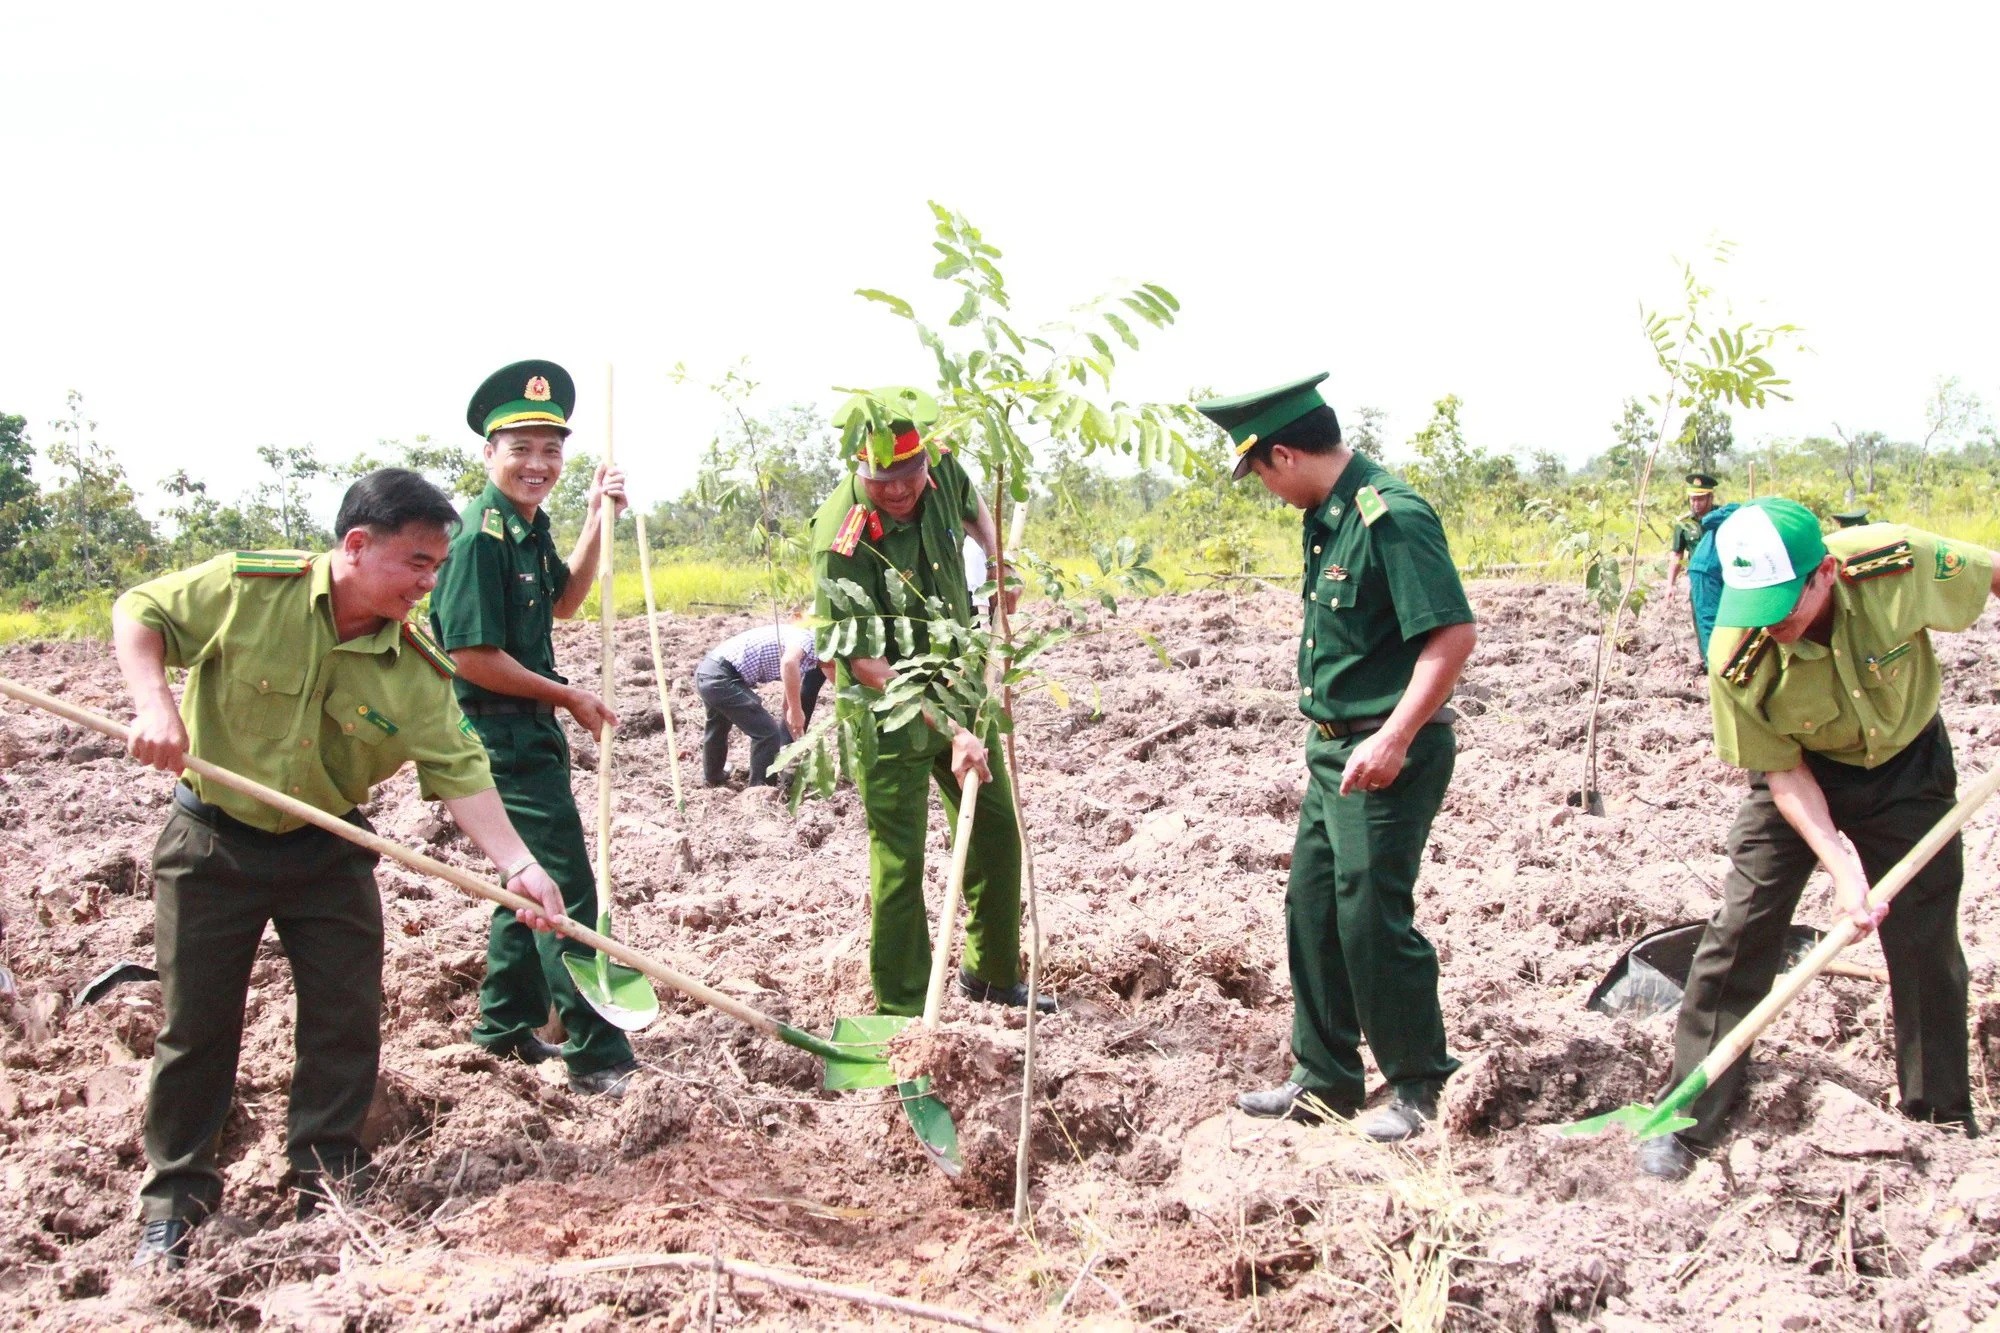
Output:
[1713, 498, 1829, 629]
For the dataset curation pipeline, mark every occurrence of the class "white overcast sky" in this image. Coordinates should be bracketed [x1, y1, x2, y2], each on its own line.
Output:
[3, 3, 1995, 517]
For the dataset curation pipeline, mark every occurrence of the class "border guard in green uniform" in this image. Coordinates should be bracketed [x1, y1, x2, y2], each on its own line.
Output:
[429, 360, 640, 1097]
[1197, 374, 1478, 1141]
[1669, 471, 1719, 590]
[808, 386, 1054, 1017]
[112, 469, 568, 1269]
[1639, 500, 1999, 1179]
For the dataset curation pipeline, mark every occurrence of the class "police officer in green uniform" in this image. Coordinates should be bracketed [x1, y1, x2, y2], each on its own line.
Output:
[808, 386, 1053, 1017]
[1197, 374, 1478, 1141]
[428, 360, 638, 1097]
[112, 469, 568, 1269]
[1639, 499, 2000, 1179]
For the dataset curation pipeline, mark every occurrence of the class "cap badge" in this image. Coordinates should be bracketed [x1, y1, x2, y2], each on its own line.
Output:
[524, 376, 552, 402]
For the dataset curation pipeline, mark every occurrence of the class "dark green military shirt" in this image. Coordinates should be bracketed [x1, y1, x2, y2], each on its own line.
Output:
[429, 482, 572, 706]
[810, 450, 982, 671]
[1298, 452, 1474, 723]
[1672, 512, 1703, 559]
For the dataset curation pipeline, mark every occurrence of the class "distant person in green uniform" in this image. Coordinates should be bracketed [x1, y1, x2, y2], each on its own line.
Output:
[111, 469, 567, 1270]
[1639, 499, 2000, 1179]
[807, 386, 1052, 1018]
[1833, 507, 1872, 528]
[1670, 472, 1737, 662]
[429, 360, 640, 1098]
[1197, 374, 1478, 1142]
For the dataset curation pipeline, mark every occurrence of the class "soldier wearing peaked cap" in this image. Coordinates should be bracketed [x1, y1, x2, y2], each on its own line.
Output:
[1833, 507, 1873, 529]
[1669, 470, 1737, 662]
[111, 468, 568, 1269]
[1197, 373, 1478, 1142]
[1639, 499, 2000, 1180]
[428, 360, 641, 1098]
[807, 386, 1052, 1018]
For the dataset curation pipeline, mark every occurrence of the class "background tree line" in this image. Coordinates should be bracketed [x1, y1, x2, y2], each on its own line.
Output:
[2, 374, 1995, 628]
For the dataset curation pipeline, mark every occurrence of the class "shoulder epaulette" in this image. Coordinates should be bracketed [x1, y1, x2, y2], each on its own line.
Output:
[479, 508, 506, 540]
[233, 551, 313, 578]
[1719, 627, 1772, 688]
[830, 504, 868, 557]
[1355, 485, 1388, 527]
[1842, 540, 1913, 582]
[400, 622, 457, 679]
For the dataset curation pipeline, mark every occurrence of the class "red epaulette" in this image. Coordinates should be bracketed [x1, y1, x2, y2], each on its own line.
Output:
[831, 505, 868, 557]
[401, 622, 457, 679]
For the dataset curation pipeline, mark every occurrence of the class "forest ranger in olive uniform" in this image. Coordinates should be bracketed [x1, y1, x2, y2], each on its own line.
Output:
[1639, 499, 2000, 1179]
[807, 386, 1053, 1018]
[113, 470, 568, 1270]
[428, 360, 639, 1097]
[1197, 374, 1478, 1142]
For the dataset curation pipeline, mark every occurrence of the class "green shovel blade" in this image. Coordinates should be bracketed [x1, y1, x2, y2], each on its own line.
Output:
[898, 1081, 962, 1176]
[563, 947, 660, 1032]
[1560, 1069, 1706, 1140]
[778, 1017, 961, 1174]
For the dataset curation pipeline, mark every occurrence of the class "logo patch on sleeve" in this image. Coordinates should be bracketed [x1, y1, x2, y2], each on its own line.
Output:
[1935, 542, 1966, 581]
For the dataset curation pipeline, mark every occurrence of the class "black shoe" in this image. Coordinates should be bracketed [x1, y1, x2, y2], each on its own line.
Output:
[1357, 1095, 1436, 1142]
[1236, 1081, 1355, 1124]
[1636, 1132, 1698, 1180]
[569, 1059, 640, 1098]
[133, 1218, 192, 1271]
[498, 1034, 563, 1066]
[956, 969, 1057, 1015]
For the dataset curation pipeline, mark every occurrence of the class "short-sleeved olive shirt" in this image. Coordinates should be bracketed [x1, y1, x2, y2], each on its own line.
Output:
[1707, 524, 1993, 772]
[1298, 452, 1474, 723]
[1672, 513, 1703, 559]
[428, 483, 572, 706]
[810, 450, 982, 669]
[115, 551, 494, 833]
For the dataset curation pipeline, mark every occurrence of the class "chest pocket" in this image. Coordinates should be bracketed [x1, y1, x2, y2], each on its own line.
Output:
[1763, 683, 1842, 742]
[326, 689, 397, 747]
[225, 656, 307, 739]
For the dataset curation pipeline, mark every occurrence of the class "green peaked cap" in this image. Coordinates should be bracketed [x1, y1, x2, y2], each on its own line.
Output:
[1195, 373, 1334, 478]
[468, 359, 576, 438]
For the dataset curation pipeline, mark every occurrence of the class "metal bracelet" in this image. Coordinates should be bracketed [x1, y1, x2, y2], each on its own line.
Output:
[500, 854, 540, 883]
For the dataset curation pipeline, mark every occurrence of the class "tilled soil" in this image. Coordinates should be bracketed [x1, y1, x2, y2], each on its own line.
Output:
[4, 583, 2000, 1330]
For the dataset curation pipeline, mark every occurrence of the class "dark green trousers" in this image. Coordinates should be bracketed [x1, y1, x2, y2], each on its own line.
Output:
[467, 713, 633, 1075]
[141, 800, 381, 1223]
[1286, 723, 1461, 1106]
[852, 724, 1021, 1017]
[1670, 719, 1969, 1145]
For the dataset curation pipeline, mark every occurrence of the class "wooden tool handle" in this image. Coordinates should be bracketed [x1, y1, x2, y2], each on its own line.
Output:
[1695, 761, 2000, 1084]
[0, 675, 780, 1038]
[632, 510, 686, 813]
[921, 770, 983, 1025]
[596, 366, 618, 917]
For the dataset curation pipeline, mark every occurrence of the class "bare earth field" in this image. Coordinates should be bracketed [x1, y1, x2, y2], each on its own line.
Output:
[5, 582, 2000, 1331]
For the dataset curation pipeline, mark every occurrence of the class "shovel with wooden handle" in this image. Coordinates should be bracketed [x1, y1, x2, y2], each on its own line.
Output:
[1564, 761, 2000, 1140]
[631, 510, 686, 815]
[559, 366, 660, 1032]
[0, 674, 958, 1159]
[823, 770, 984, 1177]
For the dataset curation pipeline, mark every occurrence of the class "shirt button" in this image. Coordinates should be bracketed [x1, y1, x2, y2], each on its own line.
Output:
[1803, 720, 1814, 729]
[932, 562, 940, 571]
[1301, 687, 1311, 696]
[1832, 648, 1842, 657]
[1307, 638, 1315, 648]
[1851, 688, 1861, 698]
[1313, 545, 1322, 554]
[290, 786, 302, 795]
[259, 679, 269, 691]
[343, 722, 355, 734]
[1869, 727, 1879, 737]
[300, 738, 312, 748]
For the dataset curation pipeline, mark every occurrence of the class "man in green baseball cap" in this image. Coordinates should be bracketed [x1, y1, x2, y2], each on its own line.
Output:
[1640, 496, 2000, 1179]
[1197, 373, 1478, 1142]
[429, 359, 641, 1098]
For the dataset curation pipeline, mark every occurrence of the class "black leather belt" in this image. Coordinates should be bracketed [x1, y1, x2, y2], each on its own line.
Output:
[459, 699, 558, 717]
[1312, 705, 1458, 742]
[174, 782, 363, 839]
